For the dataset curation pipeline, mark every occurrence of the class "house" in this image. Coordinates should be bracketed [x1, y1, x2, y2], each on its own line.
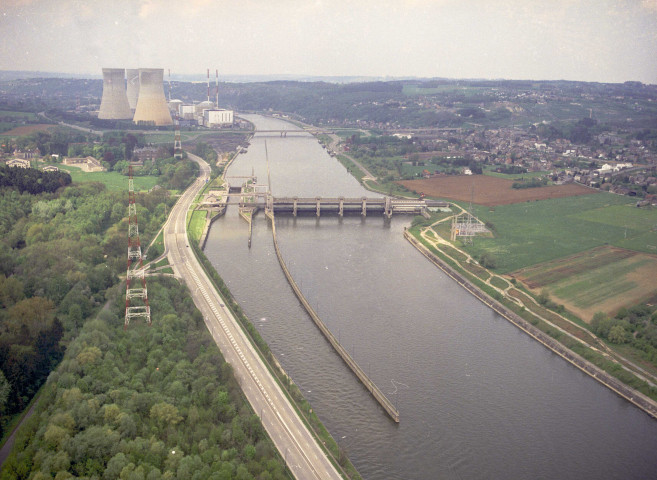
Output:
[12, 149, 38, 159]
[42, 165, 59, 172]
[133, 147, 160, 163]
[5, 158, 31, 168]
[63, 156, 106, 172]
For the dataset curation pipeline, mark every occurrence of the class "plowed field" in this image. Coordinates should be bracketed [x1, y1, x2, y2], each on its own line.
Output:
[512, 246, 657, 322]
[1, 124, 54, 135]
[398, 175, 594, 206]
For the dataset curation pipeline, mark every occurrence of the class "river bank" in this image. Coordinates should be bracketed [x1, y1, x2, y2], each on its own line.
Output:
[403, 227, 657, 420]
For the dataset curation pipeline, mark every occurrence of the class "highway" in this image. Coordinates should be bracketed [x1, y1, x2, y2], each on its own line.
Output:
[163, 153, 343, 480]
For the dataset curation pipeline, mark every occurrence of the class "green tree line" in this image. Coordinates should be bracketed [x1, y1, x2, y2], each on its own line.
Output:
[1, 277, 288, 480]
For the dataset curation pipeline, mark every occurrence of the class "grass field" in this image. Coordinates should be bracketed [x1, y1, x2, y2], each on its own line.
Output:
[483, 167, 550, 180]
[56, 165, 159, 192]
[187, 209, 207, 243]
[0, 110, 38, 120]
[513, 246, 657, 321]
[462, 193, 656, 273]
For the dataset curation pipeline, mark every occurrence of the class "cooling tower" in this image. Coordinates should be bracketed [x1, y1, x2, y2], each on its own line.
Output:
[132, 68, 173, 126]
[98, 68, 132, 120]
[126, 68, 140, 110]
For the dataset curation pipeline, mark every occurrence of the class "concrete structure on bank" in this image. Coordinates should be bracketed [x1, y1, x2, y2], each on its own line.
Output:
[98, 68, 132, 120]
[132, 68, 172, 126]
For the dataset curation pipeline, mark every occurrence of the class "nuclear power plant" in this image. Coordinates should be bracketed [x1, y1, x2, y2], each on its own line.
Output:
[98, 67, 233, 128]
[97, 68, 132, 120]
[126, 68, 140, 111]
[132, 69, 173, 126]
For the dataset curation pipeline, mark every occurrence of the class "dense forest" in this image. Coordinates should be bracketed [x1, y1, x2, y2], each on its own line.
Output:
[0, 139, 293, 478]
[0, 165, 177, 435]
[1, 277, 288, 480]
[0, 165, 71, 194]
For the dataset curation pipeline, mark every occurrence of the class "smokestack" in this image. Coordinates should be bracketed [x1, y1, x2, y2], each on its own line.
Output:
[215, 69, 219, 108]
[98, 68, 132, 119]
[168, 68, 172, 102]
[206, 68, 210, 102]
[132, 68, 173, 126]
[126, 68, 140, 111]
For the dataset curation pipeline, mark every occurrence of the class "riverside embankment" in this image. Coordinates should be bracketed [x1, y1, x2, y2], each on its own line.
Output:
[404, 229, 657, 420]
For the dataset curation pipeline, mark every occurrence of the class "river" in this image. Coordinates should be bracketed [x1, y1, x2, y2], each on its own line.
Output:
[204, 114, 657, 479]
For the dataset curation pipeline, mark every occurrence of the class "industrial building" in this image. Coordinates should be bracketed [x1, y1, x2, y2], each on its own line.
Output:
[98, 67, 233, 128]
[132, 68, 173, 126]
[204, 109, 234, 127]
[98, 68, 132, 120]
[126, 68, 140, 111]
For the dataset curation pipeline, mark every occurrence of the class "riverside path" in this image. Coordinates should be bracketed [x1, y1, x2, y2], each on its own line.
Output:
[163, 152, 343, 480]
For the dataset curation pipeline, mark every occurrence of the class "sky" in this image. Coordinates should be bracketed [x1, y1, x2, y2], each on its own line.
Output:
[1, 0, 657, 84]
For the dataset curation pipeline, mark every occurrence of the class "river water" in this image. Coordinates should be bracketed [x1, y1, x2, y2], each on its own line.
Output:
[204, 115, 657, 479]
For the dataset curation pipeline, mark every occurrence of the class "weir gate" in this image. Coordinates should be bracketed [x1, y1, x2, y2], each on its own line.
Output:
[203, 191, 445, 218]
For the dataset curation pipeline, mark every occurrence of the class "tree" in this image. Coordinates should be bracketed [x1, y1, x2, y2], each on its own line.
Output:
[609, 325, 629, 344]
[150, 402, 182, 428]
[479, 253, 497, 269]
[0, 369, 10, 422]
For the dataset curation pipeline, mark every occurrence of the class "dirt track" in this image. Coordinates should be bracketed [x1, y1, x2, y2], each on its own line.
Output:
[398, 175, 595, 206]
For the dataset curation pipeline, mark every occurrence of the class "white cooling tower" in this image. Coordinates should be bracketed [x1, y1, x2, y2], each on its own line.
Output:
[132, 68, 173, 126]
[98, 68, 132, 120]
[126, 68, 140, 110]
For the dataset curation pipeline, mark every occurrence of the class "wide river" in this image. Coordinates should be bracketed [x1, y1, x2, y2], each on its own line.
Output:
[205, 115, 657, 479]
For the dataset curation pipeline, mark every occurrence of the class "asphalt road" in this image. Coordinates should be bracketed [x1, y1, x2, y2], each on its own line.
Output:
[164, 153, 342, 480]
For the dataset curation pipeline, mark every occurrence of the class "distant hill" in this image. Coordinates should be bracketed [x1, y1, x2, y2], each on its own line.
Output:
[0, 69, 422, 84]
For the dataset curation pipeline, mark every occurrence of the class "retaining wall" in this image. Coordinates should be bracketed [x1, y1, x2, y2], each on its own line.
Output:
[270, 214, 400, 422]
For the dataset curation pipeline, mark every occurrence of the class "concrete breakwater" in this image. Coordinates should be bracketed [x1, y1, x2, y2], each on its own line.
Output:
[268, 213, 401, 423]
[404, 230, 657, 421]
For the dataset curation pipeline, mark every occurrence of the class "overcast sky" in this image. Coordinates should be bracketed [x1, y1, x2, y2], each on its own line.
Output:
[1, 0, 656, 84]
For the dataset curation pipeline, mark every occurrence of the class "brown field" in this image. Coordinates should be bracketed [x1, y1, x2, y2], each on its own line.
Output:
[398, 175, 594, 206]
[1, 124, 54, 135]
[513, 246, 657, 322]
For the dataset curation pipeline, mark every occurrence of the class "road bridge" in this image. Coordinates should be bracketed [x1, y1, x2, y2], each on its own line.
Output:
[253, 129, 332, 137]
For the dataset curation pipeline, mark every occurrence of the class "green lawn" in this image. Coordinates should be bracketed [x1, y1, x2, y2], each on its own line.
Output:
[0, 110, 38, 119]
[56, 164, 159, 191]
[483, 167, 550, 180]
[464, 193, 657, 273]
[187, 209, 207, 243]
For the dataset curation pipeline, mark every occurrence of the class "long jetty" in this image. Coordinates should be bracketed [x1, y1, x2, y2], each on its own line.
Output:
[268, 212, 400, 423]
[404, 230, 657, 420]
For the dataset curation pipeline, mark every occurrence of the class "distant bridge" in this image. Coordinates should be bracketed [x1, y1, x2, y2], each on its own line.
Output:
[253, 129, 332, 137]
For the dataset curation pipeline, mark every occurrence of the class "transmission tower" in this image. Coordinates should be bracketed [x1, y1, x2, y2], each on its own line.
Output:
[125, 165, 151, 328]
[169, 69, 183, 159]
[174, 118, 182, 159]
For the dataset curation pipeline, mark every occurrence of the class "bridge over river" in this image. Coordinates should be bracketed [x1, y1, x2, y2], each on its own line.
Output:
[203, 190, 447, 218]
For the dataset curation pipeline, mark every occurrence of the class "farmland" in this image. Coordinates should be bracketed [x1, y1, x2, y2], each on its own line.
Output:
[513, 246, 657, 321]
[398, 174, 594, 206]
[0, 124, 54, 136]
[461, 192, 656, 273]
